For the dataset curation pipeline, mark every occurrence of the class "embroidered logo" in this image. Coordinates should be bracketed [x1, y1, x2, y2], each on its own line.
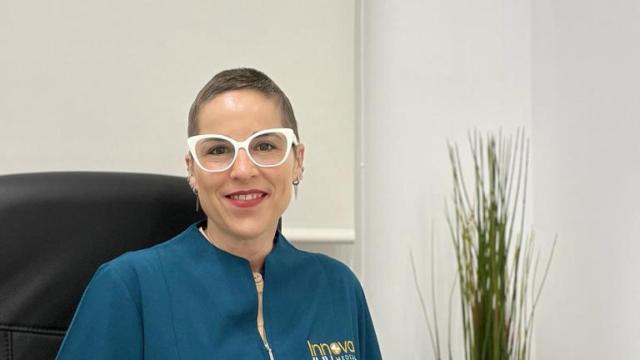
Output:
[307, 339, 358, 360]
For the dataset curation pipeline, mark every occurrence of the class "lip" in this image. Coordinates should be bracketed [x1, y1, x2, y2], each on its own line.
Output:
[224, 189, 268, 208]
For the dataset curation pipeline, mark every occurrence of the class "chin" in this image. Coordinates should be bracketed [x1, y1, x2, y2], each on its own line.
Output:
[225, 219, 277, 240]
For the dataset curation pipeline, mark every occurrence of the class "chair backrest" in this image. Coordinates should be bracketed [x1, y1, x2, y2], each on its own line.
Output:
[0, 172, 203, 360]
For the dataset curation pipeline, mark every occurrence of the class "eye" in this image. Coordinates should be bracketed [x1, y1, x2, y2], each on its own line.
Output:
[206, 145, 231, 155]
[254, 142, 276, 152]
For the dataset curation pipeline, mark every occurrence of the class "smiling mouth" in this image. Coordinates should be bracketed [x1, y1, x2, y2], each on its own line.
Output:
[227, 193, 266, 201]
[224, 191, 268, 208]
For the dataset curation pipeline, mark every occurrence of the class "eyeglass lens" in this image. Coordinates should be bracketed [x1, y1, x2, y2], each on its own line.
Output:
[194, 132, 289, 171]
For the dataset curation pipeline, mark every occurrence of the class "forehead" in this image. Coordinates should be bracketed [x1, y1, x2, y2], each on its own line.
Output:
[197, 89, 284, 139]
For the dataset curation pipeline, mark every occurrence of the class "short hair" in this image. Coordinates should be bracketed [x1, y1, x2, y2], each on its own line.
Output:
[188, 68, 299, 139]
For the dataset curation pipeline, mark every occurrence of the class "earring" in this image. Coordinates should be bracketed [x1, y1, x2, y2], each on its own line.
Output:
[292, 178, 300, 198]
[187, 174, 200, 212]
[292, 166, 304, 198]
[192, 188, 200, 212]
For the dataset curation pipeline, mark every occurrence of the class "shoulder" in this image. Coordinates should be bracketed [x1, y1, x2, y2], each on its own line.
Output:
[281, 237, 362, 291]
[311, 252, 358, 283]
[91, 223, 199, 293]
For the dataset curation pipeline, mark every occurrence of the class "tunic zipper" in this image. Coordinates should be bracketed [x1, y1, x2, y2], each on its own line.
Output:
[264, 340, 275, 360]
[253, 271, 274, 359]
[199, 227, 276, 359]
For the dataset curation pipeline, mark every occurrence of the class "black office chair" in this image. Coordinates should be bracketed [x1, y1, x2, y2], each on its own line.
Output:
[0, 172, 203, 360]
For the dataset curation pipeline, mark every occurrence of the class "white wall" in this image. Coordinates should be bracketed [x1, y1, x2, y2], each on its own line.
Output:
[532, 0, 640, 358]
[362, 0, 640, 358]
[361, 0, 532, 357]
[4, 1, 638, 357]
[0, 1, 357, 262]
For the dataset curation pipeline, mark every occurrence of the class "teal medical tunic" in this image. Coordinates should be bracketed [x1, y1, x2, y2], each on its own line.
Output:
[56, 222, 381, 360]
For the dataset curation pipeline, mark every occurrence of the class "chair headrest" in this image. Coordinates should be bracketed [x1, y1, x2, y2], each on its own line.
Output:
[0, 172, 203, 332]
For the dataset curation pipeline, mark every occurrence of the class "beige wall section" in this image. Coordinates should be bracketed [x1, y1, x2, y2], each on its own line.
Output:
[532, 0, 640, 357]
[362, 0, 532, 357]
[0, 1, 356, 261]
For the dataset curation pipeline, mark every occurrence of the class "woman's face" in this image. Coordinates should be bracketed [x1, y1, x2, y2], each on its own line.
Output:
[187, 89, 304, 241]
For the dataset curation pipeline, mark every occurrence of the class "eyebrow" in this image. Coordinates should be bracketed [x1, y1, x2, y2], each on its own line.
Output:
[199, 129, 273, 140]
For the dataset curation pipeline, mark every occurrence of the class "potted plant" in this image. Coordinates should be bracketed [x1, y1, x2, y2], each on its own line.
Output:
[411, 130, 556, 360]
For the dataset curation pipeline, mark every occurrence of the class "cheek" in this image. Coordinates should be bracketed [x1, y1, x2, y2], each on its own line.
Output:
[284, 164, 297, 185]
[267, 167, 295, 194]
[275, 176, 294, 209]
[195, 173, 225, 200]
[274, 173, 293, 194]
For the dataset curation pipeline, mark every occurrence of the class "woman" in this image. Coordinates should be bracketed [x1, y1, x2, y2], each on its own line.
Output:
[56, 68, 381, 359]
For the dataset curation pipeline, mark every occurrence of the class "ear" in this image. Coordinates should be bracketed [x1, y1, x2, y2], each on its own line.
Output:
[293, 144, 305, 180]
[185, 152, 198, 190]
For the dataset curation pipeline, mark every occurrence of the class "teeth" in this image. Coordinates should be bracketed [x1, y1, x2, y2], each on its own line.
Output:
[230, 193, 263, 201]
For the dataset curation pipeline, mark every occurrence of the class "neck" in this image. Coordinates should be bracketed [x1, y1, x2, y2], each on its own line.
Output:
[202, 222, 276, 273]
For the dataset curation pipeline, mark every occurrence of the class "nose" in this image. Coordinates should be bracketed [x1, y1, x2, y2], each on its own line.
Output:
[229, 149, 259, 179]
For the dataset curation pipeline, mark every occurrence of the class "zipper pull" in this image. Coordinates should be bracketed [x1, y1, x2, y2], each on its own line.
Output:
[264, 341, 275, 360]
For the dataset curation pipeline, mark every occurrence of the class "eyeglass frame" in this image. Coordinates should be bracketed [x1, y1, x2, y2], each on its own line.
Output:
[187, 127, 299, 173]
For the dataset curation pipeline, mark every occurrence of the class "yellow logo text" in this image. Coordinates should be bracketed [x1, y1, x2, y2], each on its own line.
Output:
[307, 339, 357, 359]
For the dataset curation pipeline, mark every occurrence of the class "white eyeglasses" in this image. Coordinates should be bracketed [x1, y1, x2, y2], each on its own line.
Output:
[187, 128, 298, 172]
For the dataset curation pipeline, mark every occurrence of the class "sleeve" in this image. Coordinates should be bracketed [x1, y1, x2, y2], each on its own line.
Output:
[355, 282, 383, 360]
[56, 263, 143, 360]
